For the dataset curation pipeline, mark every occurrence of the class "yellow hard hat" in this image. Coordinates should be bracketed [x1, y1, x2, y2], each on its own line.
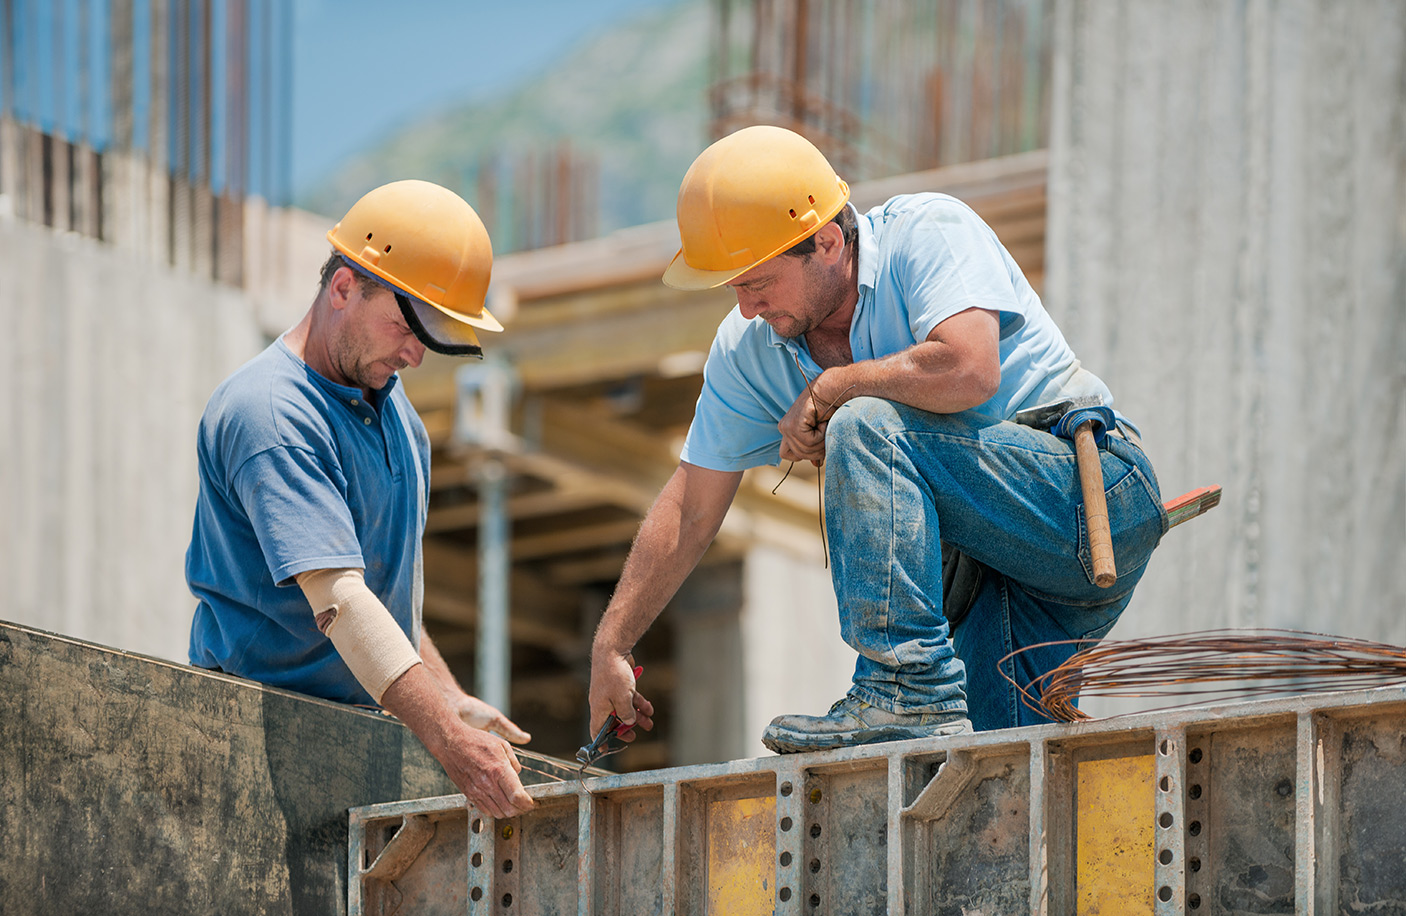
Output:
[663, 125, 850, 291]
[327, 179, 501, 357]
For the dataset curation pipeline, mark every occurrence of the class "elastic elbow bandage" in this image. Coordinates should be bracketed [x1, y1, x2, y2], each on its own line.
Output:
[296, 568, 421, 703]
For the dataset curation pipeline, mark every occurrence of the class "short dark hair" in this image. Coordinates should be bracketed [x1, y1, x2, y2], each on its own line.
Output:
[781, 204, 857, 259]
[318, 251, 385, 296]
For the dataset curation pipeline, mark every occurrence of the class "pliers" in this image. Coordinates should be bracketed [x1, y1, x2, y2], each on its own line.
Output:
[575, 665, 643, 775]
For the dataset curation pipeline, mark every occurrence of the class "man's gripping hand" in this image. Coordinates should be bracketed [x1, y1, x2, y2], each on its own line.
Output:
[437, 722, 536, 820]
[779, 386, 828, 466]
[588, 649, 654, 741]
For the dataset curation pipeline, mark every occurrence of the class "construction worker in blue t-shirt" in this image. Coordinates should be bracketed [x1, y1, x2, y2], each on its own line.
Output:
[187, 180, 536, 818]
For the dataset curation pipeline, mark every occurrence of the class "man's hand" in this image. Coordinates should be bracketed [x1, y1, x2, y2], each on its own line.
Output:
[436, 723, 536, 820]
[588, 650, 655, 740]
[453, 694, 532, 745]
[380, 663, 535, 819]
[779, 386, 828, 466]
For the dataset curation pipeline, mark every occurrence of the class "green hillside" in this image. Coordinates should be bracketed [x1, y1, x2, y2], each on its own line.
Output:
[298, 0, 709, 248]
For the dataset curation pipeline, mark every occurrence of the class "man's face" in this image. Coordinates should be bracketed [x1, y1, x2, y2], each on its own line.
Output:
[329, 280, 427, 391]
[726, 249, 848, 339]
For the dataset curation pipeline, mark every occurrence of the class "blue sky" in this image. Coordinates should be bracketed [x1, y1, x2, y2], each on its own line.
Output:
[291, 0, 681, 196]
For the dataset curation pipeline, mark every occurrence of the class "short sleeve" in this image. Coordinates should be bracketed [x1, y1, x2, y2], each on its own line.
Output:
[679, 330, 795, 472]
[231, 445, 365, 586]
[887, 201, 1026, 341]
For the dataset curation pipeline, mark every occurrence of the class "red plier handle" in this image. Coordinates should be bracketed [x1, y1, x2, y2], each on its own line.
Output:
[575, 665, 643, 770]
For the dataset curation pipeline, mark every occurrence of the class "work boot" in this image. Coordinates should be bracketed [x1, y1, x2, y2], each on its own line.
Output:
[761, 695, 972, 754]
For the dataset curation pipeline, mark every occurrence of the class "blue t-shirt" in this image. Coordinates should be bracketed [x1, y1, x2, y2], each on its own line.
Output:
[680, 193, 1118, 471]
[186, 338, 430, 705]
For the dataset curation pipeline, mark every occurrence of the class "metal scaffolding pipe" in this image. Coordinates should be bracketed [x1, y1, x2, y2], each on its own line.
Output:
[476, 457, 510, 713]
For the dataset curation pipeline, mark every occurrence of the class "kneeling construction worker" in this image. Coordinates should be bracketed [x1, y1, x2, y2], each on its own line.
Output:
[186, 180, 535, 817]
[589, 126, 1168, 752]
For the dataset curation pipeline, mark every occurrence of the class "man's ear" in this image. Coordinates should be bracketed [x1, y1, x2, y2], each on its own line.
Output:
[327, 265, 358, 311]
[812, 221, 847, 266]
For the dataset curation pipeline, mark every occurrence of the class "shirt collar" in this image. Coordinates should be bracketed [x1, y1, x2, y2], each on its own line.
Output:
[854, 202, 878, 293]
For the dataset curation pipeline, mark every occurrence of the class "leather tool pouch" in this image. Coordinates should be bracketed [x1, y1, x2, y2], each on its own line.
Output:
[941, 541, 985, 629]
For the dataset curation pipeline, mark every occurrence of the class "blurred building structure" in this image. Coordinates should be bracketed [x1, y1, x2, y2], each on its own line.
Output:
[2, 0, 1401, 773]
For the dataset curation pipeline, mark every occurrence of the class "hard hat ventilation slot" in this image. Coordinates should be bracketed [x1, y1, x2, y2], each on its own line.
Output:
[808, 195, 816, 204]
[365, 232, 373, 241]
[384, 245, 392, 253]
[789, 209, 797, 218]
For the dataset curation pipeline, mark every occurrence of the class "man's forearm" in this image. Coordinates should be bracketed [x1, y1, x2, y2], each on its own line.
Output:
[419, 631, 463, 700]
[811, 308, 1002, 417]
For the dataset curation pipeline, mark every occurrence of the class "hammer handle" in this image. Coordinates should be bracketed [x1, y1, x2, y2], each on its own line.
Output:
[1074, 421, 1117, 588]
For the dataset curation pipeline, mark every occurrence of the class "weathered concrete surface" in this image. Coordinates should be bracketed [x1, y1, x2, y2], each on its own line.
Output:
[0, 217, 265, 663]
[0, 620, 557, 916]
[1044, 1, 1406, 673]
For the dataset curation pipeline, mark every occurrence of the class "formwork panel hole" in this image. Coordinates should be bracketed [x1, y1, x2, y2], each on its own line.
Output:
[810, 823, 822, 838]
[1159, 849, 1173, 865]
[780, 888, 792, 902]
[503, 858, 514, 873]
[1189, 821, 1202, 836]
[810, 788, 823, 804]
[1189, 784, 1202, 799]
[1159, 776, 1171, 792]
[809, 858, 821, 874]
[1160, 739, 1170, 755]
[1189, 893, 1202, 908]
[809, 894, 821, 907]
[471, 852, 483, 868]
[1189, 747, 1203, 764]
[1159, 812, 1174, 828]
[1158, 886, 1172, 902]
[780, 781, 793, 797]
[472, 818, 483, 833]
[501, 824, 514, 840]
[781, 817, 793, 831]
[1189, 857, 1202, 872]
[780, 852, 792, 867]
[470, 887, 482, 901]
[502, 892, 513, 907]
[1276, 778, 1293, 797]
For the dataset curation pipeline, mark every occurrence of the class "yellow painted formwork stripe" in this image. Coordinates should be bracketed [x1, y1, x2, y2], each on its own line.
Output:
[1077, 755, 1155, 915]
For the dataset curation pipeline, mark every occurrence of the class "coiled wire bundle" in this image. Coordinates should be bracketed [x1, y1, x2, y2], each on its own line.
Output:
[999, 629, 1406, 723]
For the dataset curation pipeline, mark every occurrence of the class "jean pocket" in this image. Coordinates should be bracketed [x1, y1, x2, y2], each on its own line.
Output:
[1076, 464, 1168, 588]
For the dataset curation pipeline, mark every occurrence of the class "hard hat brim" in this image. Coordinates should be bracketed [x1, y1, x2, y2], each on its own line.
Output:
[661, 250, 756, 291]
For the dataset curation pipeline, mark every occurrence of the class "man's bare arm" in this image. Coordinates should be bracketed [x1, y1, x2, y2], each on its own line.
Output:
[420, 630, 531, 744]
[379, 663, 535, 819]
[296, 568, 534, 817]
[589, 462, 743, 732]
[780, 307, 1002, 463]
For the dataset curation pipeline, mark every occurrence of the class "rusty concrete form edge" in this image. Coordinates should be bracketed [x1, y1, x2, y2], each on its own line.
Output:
[349, 684, 1406, 915]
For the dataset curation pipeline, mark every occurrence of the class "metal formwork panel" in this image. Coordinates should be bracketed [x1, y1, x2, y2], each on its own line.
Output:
[349, 687, 1406, 915]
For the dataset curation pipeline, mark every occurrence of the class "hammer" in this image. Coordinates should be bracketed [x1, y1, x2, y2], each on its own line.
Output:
[1013, 396, 1119, 588]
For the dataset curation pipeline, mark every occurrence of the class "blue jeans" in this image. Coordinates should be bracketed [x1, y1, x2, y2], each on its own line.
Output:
[823, 398, 1168, 730]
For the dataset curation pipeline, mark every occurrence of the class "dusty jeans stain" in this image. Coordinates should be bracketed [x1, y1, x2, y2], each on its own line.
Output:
[823, 397, 1167, 730]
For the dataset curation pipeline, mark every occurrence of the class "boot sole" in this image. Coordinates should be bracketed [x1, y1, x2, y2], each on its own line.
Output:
[762, 720, 971, 754]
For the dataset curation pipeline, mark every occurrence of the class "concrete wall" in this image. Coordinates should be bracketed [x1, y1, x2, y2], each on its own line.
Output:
[1044, 0, 1406, 656]
[0, 620, 496, 916]
[0, 218, 267, 661]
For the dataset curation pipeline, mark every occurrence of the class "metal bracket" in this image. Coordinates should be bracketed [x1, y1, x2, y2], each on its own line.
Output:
[901, 750, 978, 820]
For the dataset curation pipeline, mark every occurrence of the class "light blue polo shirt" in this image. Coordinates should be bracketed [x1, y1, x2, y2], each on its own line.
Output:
[680, 192, 1118, 471]
[186, 338, 429, 706]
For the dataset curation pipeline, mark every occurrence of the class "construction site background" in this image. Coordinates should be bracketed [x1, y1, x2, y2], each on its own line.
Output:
[1, 0, 1403, 775]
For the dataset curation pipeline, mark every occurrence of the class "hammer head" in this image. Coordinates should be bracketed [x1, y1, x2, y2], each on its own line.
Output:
[1011, 395, 1104, 431]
